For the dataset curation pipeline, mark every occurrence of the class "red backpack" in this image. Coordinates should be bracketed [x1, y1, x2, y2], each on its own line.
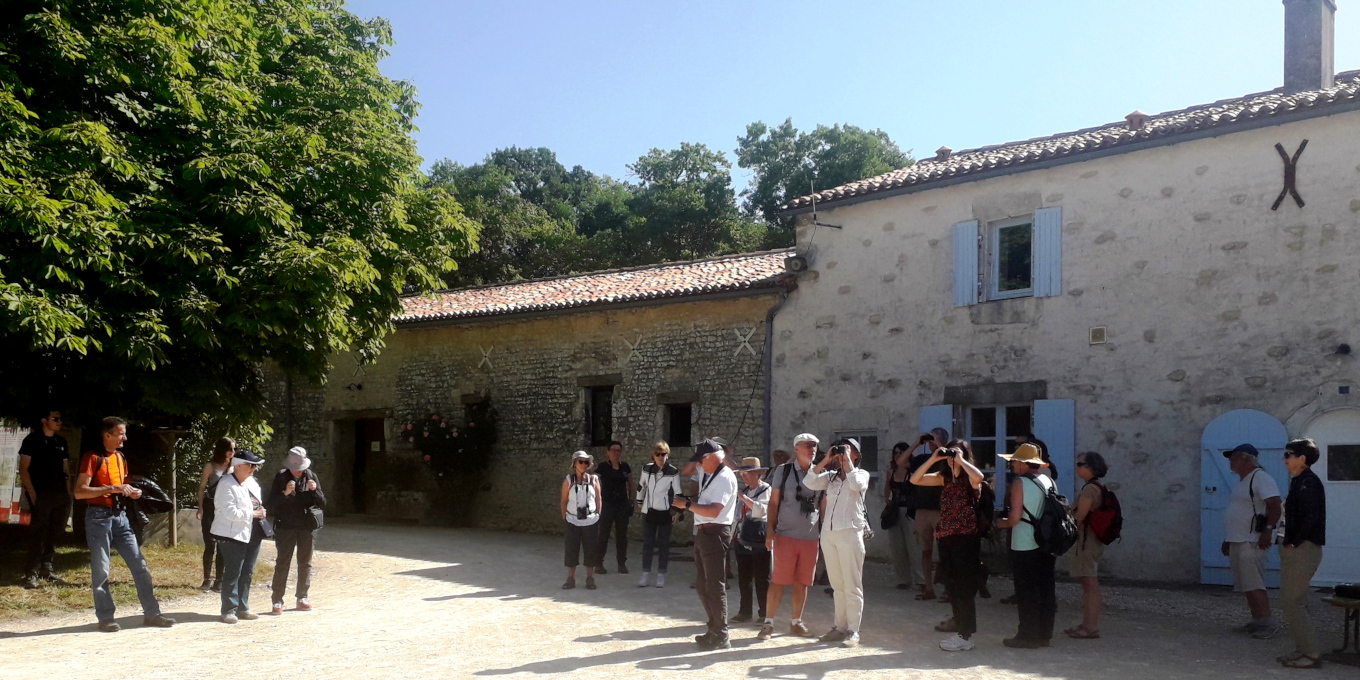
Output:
[1084, 480, 1123, 545]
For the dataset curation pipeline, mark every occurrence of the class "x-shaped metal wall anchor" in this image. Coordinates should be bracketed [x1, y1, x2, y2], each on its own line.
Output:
[734, 327, 757, 357]
[1271, 140, 1308, 210]
[478, 345, 494, 369]
[623, 334, 643, 363]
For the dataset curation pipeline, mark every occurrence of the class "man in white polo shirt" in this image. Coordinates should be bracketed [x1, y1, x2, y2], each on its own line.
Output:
[674, 439, 739, 650]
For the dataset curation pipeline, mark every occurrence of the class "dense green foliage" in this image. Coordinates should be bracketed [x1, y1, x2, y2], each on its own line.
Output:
[0, 0, 477, 430]
[736, 119, 913, 243]
[431, 120, 911, 287]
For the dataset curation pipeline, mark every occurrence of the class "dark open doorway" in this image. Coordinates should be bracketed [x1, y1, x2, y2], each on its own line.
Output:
[351, 418, 385, 514]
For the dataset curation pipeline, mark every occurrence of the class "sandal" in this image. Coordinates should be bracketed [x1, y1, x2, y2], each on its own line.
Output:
[915, 591, 937, 601]
[1280, 655, 1322, 669]
[1067, 627, 1100, 639]
[1277, 652, 1305, 664]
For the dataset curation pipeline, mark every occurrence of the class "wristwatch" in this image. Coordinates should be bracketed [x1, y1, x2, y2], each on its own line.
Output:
[684, 499, 692, 510]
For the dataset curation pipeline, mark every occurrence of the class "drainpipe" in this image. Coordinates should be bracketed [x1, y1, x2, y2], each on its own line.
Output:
[286, 373, 294, 448]
[762, 288, 790, 466]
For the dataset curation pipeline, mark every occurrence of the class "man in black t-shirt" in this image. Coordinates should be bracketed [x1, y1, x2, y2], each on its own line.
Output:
[19, 409, 72, 589]
[594, 441, 635, 574]
[905, 429, 949, 599]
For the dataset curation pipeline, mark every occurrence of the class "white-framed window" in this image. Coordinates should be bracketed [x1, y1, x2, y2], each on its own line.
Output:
[967, 404, 1032, 471]
[952, 206, 1062, 307]
[835, 431, 880, 478]
[989, 217, 1034, 300]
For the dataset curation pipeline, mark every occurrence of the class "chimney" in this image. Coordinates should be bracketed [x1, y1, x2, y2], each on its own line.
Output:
[1282, 0, 1336, 94]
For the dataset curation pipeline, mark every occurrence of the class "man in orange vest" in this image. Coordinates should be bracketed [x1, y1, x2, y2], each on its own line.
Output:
[74, 417, 176, 632]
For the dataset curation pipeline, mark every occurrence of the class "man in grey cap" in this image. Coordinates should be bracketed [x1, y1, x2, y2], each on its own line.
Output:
[265, 446, 326, 614]
[1220, 443, 1282, 639]
[674, 439, 739, 649]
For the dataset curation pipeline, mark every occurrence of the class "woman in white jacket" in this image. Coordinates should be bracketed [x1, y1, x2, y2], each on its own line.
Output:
[634, 441, 682, 587]
[212, 450, 267, 624]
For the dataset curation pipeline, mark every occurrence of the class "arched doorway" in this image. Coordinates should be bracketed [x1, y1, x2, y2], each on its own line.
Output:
[1200, 409, 1289, 586]
[1301, 408, 1360, 586]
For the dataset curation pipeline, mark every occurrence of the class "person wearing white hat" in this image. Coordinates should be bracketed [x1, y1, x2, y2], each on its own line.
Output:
[266, 446, 326, 614]
[561, 451, 603, 590]
[757, 433, 822, 641]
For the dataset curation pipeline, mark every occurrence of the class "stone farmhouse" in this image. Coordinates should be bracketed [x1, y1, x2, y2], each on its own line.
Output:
[263, 251, 794, 534]
[772, 0, 1359, 585]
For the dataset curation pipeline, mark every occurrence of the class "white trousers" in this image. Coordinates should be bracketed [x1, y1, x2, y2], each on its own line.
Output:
[821, 528, 866, 632]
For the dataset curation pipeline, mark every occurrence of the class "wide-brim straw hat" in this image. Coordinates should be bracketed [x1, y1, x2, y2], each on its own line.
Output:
[737, 456, 766, 472]
[998, 442, 1047, 465]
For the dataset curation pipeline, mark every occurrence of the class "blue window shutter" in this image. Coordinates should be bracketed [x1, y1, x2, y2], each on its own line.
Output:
[1033, 399, 1075, 500]
[919, 404, 954, 439]
[1032, 207, 1062, 297]
[952, 220, 979, 307]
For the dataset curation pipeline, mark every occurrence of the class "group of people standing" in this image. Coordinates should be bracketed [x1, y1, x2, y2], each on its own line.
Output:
[15, 410, 325, 632]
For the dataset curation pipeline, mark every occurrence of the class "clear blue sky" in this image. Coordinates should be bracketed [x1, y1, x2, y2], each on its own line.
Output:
[345, 0, 1359, 188]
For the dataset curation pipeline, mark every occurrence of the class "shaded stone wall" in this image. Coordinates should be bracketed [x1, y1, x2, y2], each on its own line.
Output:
[266, 292, 782, 535]
[772, 110, 1360, 581]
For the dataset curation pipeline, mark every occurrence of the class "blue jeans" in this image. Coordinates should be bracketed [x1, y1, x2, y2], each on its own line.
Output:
[641, 516, 673, 573]
[219, 536, 263, 615]
[86, 505, 161, 622]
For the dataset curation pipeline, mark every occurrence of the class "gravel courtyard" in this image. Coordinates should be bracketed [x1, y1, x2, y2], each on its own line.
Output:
[1, 518, 1354, 679]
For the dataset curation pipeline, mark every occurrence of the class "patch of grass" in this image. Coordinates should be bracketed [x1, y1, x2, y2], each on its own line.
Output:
[0, 526, 271, 621]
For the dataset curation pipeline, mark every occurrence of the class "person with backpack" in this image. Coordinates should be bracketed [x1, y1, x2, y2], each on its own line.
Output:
[635, 441, 682, 587]
[995, 442, 1062, 648]
[731, 457, 771, 623]
[911, 441, 987, 651]
[212, 448, 269, 623]
[757, 433, 822, 641]
[1066, 451, 1118, 639]
[195, 437, 234, 592]
[561, 451, 603, 590]
[74, 417, 176, 632]
[266, 446, 326, 614]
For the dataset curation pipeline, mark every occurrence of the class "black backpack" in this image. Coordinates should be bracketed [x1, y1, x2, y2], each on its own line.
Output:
[1020, 474, 1079, 556]
[974, 479, 996, 536]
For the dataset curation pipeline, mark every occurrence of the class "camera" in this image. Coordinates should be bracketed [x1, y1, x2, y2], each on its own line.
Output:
[798, 496, 817, 516]
[920, 433, 934, 443]
[576, 505, 589, 521]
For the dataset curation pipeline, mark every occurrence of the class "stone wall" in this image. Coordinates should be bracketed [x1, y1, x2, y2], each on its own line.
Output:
[266, 292, 784, 536]
[772, 109, 1360, 582]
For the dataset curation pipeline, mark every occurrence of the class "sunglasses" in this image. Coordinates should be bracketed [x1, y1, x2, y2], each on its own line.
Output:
[1075, 461, 1089, 468]
[1284, 451, 1303, 458]
[575, 460, 590, 465]
[653, 453, 666, 458]
[45, 416, 62, 422]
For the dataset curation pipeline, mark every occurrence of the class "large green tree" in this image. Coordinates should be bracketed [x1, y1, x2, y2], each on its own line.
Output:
[736, 119, 912, 245]
[0, 0, 476, 430]
[624, 142, 761, 263]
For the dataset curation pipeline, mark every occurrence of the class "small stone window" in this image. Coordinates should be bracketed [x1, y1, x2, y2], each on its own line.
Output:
[835, 431, 879, 476]
[968, 404, 1032, 470]
[665, 403, 692, 448]
[587, 386, 614, 446]
[1328, 444, 1360, 481]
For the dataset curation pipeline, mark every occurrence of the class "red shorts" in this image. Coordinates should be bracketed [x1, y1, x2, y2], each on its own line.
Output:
[771, 536, 820, 587]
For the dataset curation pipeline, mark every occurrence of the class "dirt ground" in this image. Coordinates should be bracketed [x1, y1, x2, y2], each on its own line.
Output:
[1, 518, 1355, 679]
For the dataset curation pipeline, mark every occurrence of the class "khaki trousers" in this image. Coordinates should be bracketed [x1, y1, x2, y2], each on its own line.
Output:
[1279, 541, 1324, 656]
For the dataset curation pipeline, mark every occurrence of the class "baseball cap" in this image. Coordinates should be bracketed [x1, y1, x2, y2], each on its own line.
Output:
[1224, 443, 1259, 459]
[689, 438, 723, 462]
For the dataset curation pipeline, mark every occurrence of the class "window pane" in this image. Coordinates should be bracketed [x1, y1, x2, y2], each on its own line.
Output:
[997, 224, 1033, 292]
[590, 387, 613, 446]
[1005, 405, 1032, 439]
[972, 439, 997, 468]
[971, 408, 997, 438]
[1327, 444, 1360, 481]
[667, 403, 692, 448]
[859, 436, 879, 473]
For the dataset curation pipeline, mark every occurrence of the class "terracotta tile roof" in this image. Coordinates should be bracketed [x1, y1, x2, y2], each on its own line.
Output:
[785, 70, 1360, 212]
[398, 249, 795, 324]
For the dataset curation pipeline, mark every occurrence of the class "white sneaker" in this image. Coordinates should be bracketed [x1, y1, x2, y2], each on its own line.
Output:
[655, 573, 666, 588]
[940, 634, 975, 652]
[638, 572, 652, 587]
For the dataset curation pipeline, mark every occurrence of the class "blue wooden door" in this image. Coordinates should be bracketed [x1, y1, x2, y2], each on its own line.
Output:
[1034, 399, 1076, 501]
[919, 405, 954, 440]
[1200, 409, 1289, 587]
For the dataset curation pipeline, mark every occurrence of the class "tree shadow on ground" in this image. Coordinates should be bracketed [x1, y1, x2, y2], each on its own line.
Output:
[291, 518, 1360, 679]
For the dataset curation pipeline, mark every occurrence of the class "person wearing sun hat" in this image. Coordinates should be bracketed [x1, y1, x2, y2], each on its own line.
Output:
[732, 456, 772, 624]
[266, 446, 327, 615]
[212, 448, 268, 624]
[995, 442, 1057, 648]
[561, 450, 603, 590]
